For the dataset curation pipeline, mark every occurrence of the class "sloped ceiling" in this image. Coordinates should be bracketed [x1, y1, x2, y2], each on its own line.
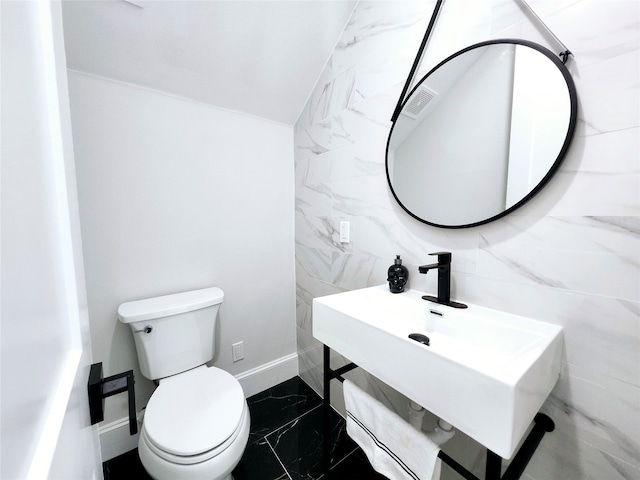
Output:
[61, 0, 357, 125]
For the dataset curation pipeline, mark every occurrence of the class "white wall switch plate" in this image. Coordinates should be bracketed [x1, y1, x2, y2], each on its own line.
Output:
[340, 221, 350, 243]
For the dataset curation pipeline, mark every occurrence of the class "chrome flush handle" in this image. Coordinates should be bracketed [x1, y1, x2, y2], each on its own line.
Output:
[133, 325, 153, 334]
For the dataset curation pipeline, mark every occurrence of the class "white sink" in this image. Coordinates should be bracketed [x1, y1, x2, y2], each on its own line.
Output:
[313, 285, 563, 459]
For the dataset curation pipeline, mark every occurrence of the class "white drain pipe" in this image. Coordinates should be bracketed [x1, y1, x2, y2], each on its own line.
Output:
[431, 417, 455, 445]
[408, 400, 426, 430]
[408, 401, 455, 446]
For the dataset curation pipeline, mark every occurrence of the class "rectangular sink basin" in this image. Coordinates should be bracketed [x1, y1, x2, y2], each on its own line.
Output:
[313, 285, 563, 459]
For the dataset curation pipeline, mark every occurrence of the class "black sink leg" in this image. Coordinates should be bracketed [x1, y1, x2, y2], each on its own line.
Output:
[486, 450, 502, 480]
[502, 414, 555, 480]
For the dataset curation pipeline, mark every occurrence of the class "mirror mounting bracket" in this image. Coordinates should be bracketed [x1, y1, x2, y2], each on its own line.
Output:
[518, 0, 574, 64]
[390, 0, 444, 124]
[391, 0, 575, 124]
[559, 50, 572, 64]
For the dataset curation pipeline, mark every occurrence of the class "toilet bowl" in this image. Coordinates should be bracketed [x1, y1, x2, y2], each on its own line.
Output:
[137, 366, 250, 480]
[117, 287, 250, 480]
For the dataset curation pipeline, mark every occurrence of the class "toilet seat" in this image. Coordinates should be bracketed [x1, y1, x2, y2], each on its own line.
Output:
[143, 366, 246, 464]
[142, 406, 248, 465]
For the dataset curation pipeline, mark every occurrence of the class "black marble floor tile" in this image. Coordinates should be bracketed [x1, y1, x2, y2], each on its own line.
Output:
[329, 448, 389, 480]
[104, 376, 388, 480]
[232, 439, 289, 480]
[266, 405, 357, 480]
[103, 448, 151, 480]
[246, 376, 322, 446]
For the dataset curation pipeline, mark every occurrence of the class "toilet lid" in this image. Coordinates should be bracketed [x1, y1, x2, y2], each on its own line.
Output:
[143, 367, 245, 457]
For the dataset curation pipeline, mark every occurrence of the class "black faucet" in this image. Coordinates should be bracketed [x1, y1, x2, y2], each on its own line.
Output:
[418, 252, 467, 309]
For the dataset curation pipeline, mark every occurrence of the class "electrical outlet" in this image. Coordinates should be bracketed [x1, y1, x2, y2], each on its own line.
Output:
[232, 341, 244, 362]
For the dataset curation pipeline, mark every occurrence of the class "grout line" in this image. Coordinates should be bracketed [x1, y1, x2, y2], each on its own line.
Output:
[315, 433, 359, 479]
[262, 404, 324, 479]
[265, 402, 352, 480]
[265, 439, 293, 480]
[254, 404, 323, 448]
[265, 403, 324, 443]
[330, 445, 360, 471]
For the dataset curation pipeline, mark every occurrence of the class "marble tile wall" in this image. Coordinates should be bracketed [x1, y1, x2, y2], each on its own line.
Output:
[294, 1, 640, 479]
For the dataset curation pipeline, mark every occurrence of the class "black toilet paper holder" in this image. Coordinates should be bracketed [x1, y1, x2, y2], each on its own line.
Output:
[88, 362, 137, 435]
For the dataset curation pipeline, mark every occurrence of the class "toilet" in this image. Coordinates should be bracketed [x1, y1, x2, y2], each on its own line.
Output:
[117, 287, 250, 480]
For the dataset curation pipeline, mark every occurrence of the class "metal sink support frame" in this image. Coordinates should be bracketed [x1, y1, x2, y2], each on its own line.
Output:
[321, 345, 555, 480]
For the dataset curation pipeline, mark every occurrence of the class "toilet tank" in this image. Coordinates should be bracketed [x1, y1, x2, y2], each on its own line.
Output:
[117, 287, 224, 380]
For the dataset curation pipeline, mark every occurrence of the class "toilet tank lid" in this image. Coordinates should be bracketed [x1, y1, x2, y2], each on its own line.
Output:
[117, 287, 223, 323]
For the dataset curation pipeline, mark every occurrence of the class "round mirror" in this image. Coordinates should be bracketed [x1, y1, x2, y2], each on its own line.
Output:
[386, 39, 577, 228]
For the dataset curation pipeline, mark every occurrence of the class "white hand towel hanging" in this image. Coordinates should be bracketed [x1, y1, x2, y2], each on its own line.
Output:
[344, 379, 442, 480]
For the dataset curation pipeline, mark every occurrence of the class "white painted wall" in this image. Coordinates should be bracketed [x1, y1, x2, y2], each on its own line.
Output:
[67, 71, 297, 426]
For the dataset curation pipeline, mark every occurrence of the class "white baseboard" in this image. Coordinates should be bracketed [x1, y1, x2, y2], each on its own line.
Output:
[99, 417, 140, 463]
[99, 353, 298, 462]
[235, 352, 298, 398]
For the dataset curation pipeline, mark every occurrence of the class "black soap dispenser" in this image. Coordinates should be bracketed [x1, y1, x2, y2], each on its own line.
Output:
[387, 255, 409, 293]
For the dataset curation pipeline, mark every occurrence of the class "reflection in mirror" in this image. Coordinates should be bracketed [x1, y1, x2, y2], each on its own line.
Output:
[386, 40, 577, 228]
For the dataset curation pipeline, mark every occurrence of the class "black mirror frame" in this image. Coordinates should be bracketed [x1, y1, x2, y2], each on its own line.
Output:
[386, 39, 578, 229]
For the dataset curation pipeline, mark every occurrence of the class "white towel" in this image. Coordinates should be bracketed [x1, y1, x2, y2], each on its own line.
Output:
[344, 380, 442, 480]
